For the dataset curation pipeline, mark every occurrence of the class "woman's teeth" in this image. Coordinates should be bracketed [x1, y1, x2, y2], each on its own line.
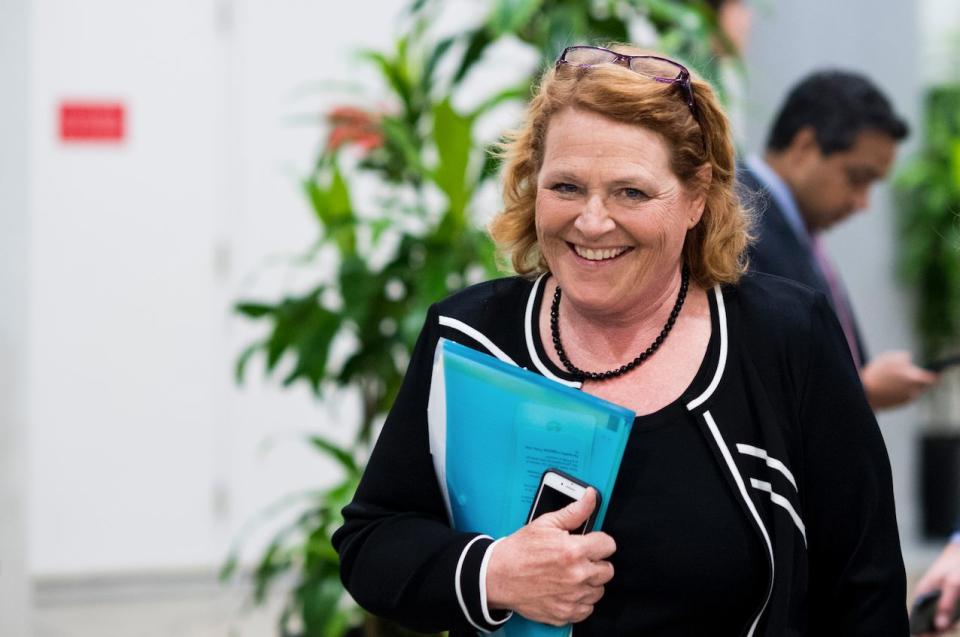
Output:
[573, 245, 629, 261]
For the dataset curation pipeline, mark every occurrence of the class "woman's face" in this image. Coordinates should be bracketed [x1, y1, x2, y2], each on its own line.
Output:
[535, 107, 705, 317]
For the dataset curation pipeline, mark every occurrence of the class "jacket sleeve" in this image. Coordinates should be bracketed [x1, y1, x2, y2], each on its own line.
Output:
[799, 294, 908, 635]
[331, 304, 512, 634]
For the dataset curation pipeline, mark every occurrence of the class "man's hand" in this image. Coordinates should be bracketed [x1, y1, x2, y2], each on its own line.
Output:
[914, 541, 960, 635]
[485, 488, 615, 626]
[860, 350, 939, 410]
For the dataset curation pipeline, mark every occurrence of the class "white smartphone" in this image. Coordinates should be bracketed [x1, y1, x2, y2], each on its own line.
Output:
[527, 468, 600, 535]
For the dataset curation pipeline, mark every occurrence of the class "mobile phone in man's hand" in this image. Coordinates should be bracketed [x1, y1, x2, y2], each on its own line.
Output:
[924, 354, 960, 373]
[910, 589, 960, 634]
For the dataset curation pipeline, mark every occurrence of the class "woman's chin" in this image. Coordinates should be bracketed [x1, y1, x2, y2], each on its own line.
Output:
[555, 278, 628, 314]
[554, 252, 635, 292]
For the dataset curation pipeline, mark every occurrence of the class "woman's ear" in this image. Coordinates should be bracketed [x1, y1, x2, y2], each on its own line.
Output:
[687, 163, 712, 229]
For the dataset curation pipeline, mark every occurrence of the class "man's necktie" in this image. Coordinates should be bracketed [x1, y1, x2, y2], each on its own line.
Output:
[810, 235, 862, 369]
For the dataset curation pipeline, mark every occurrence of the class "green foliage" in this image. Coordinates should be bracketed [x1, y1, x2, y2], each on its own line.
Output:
[221, 435, 366, 637]
[228, 2, 736, 635]
[438, 0, 732, 92]
[895, 85, 960, 358]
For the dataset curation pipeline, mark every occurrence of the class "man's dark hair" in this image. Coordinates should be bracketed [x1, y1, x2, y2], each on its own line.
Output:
[766, 70, 909, 155]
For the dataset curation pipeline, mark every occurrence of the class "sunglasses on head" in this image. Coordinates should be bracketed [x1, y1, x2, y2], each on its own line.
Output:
[555, 45, 699, 121]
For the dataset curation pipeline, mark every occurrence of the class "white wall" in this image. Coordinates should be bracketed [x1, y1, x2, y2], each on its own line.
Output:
[26, 0, 404, 576]
[920, 0, 960, 82]
[29, 0, 228, 575]
[1, 0, 34, 630]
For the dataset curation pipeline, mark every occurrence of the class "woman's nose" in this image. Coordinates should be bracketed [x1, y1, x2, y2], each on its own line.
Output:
[574, 195, 616, 236]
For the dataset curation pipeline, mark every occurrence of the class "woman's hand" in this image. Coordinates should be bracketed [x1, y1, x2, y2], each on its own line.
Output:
[485, 488, 616, 625]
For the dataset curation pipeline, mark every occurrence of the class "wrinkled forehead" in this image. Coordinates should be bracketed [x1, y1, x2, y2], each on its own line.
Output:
[538, 108, 675, 173]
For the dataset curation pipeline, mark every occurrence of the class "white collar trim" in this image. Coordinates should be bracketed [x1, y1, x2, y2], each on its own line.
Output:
[524, 273, 582, 388]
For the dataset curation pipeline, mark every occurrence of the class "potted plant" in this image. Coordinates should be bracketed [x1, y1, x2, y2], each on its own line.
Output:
[895, 83, 960, 539]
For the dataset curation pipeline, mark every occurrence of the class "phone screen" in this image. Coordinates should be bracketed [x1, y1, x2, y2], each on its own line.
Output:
[530, 487, 580, 523]
[527, 470, 598, 534]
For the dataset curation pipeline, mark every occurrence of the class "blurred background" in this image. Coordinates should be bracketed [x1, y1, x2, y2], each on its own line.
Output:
[2, 0, 960, 635]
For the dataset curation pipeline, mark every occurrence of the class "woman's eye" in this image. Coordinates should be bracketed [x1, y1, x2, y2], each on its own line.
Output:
[550, 183, 579, 195]
[621, 187, 648, 201]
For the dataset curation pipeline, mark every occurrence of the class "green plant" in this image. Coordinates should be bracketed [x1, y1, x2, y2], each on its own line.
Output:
[223, 21, 499, 637]
[895, 84, 960, 360]
[225, 2, 737, 635]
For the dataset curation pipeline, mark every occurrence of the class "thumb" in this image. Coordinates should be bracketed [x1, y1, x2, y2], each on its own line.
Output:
[935, 586, 960, 630]
[536, 487, 596, 531]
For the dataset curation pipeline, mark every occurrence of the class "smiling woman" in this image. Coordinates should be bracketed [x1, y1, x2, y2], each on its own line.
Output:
[333, 44, 909, 636]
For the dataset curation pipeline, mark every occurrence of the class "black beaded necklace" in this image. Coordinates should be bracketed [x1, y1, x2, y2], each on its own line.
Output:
[549, 264, 690, 381]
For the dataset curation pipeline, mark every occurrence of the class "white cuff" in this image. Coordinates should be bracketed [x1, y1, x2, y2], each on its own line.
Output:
[479, 538, 514, 627]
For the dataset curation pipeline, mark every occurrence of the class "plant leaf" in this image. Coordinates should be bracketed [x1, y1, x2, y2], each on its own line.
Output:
[359, 49, 414, 116]
[219, 554, 238, 583]
[235, 302, 274, 318]
[380, 115, 426, 178]
[301, 575, 348, 637]
[489, 0, 545, 36]
[307, 435, 358, 474]
[469, 83, 529, 119]
[423, 36, 456, 92]
[432, 99, 473, 224]
[235, 340, 262, 384]
[280, 305, 342, 391]
[338, 255, 382, 329]
[452, 28, 493, 86]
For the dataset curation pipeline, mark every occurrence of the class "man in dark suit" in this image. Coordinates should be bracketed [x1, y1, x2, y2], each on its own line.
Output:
[742, 71, 956, 633]
[741, 70, 938, 410]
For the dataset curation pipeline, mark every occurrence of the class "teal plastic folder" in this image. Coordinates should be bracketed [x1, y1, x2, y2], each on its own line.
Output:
[427, 339, 635, 637]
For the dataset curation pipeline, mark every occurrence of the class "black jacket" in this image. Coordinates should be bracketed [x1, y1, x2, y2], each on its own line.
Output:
[739, 163, 870, 365]
[333, 272, 907, 636]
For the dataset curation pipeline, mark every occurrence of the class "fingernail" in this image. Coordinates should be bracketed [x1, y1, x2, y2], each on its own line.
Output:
[936, 613, 949, 629]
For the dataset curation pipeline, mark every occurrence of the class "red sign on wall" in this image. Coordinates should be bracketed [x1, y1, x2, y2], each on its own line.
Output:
[59, 102, 125, 142]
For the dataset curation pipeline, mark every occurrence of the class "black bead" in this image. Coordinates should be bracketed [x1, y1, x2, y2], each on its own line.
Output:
[548, 264, 689, 382]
